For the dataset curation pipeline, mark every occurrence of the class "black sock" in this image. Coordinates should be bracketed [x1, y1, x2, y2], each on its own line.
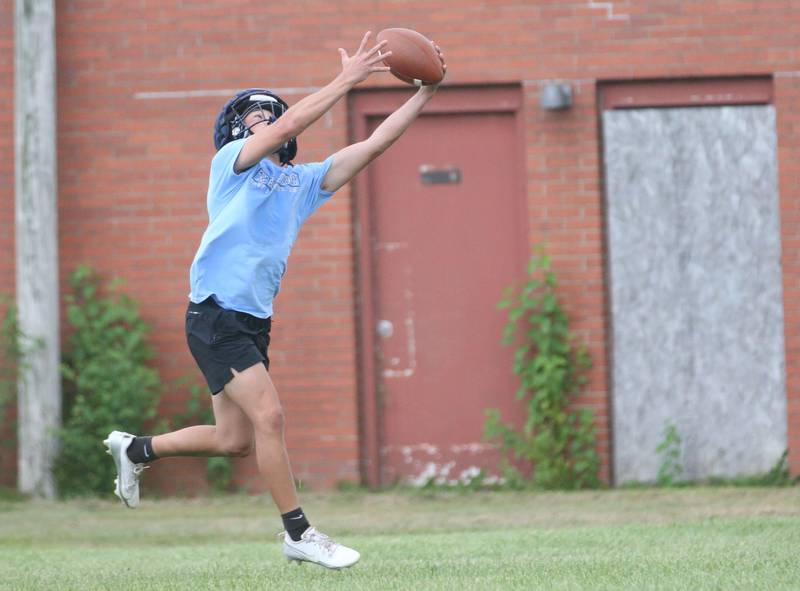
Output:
[126, 436, 158, 464]
[281, 507, 310, 541]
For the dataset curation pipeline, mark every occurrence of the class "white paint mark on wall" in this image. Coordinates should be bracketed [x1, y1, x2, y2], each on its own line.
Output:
[588, 1, 629, 21]
[382, 442, 507, 487]
[386, 442, 499, 457]
[377, 242, 408, 252]
[382, 268, 417, 379]
[133, 86, 321, 100]
[458, 466, 482, 482]
[481, 474, 504, 486]
[382, 313, 416, 378]
[396, 443, 439, 457]
[407, 463, 500, 487]
[450, 442, 497, 454]
[407, 462, 445, 486]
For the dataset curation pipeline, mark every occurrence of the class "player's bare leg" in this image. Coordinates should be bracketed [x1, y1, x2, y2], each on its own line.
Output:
[151, 392, 254, 458]
[221, 363, 298, 512]
[222, 362, 359, 569]
[104, 382, 255, 507]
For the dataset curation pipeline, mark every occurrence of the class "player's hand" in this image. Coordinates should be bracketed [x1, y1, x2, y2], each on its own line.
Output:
[338, 31, 392, 86]
[419, 42, 446, 97]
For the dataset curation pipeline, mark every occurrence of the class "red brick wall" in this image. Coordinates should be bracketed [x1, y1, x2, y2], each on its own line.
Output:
[775, 74, 800, 476]
[2, 0, 798, 491]
[526, 81, 613, 474]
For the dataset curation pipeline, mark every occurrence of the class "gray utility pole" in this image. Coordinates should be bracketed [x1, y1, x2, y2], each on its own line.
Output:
[14, 0, 61, 499]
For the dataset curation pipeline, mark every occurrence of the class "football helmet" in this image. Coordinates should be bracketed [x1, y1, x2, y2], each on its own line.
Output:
[213, 88, 297, 164]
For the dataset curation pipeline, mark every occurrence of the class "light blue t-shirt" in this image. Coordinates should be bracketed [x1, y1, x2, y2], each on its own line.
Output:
[189, 139, 335, 318]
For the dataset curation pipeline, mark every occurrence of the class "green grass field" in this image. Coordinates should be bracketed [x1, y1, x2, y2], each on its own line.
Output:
[1, 487, 799, 590]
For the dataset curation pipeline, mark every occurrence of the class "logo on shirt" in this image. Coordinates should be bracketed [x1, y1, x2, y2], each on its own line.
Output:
[252, 167, 301, 191]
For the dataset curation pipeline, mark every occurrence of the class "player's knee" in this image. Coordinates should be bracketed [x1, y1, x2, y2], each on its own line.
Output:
[253, 404, 285, 435]
[218, 437, 254, 458]
[221, 438, 253, 457]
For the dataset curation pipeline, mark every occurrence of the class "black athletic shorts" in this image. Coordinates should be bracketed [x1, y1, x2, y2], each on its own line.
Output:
[185, 297, 271, 395]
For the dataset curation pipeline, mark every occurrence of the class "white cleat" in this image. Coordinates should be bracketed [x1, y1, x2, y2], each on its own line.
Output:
[103, 430, 148, 508]
[282, 527, 360, 570]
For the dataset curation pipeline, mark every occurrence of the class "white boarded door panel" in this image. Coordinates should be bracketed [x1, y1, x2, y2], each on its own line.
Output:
[603, 105, 787, 483]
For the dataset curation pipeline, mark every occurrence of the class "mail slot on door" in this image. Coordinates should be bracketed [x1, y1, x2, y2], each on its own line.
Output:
[419, 165, 461, 185]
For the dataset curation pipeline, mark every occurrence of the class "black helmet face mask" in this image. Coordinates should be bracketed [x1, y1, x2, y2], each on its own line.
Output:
[214, 89, 297, 164]
[233, 95, 287, 139]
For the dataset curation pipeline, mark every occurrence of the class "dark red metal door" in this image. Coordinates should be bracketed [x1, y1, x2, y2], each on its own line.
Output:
[354, 87, 527, 486]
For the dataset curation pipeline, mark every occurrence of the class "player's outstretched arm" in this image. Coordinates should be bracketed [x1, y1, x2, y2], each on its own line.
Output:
[321, 44, 446, 193]
[234, 32, 391, 172]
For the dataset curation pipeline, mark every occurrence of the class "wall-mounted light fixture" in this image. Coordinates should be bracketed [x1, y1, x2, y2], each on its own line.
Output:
[540, 83, 573, 110]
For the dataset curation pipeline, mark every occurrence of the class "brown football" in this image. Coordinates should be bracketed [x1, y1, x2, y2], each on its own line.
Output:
[376, 28, 444, 86]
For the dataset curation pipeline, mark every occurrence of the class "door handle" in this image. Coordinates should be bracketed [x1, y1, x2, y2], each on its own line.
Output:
[376, 319, 394, 338]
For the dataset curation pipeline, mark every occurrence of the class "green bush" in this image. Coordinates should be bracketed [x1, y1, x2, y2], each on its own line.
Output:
[0, 296, 46, 486]
[55, 266, 162, 497]
[0, 296, 20, 411]
[485, 249, 600, 490]
[0, 298, 22, 483]
[656, 423, 684, 486]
